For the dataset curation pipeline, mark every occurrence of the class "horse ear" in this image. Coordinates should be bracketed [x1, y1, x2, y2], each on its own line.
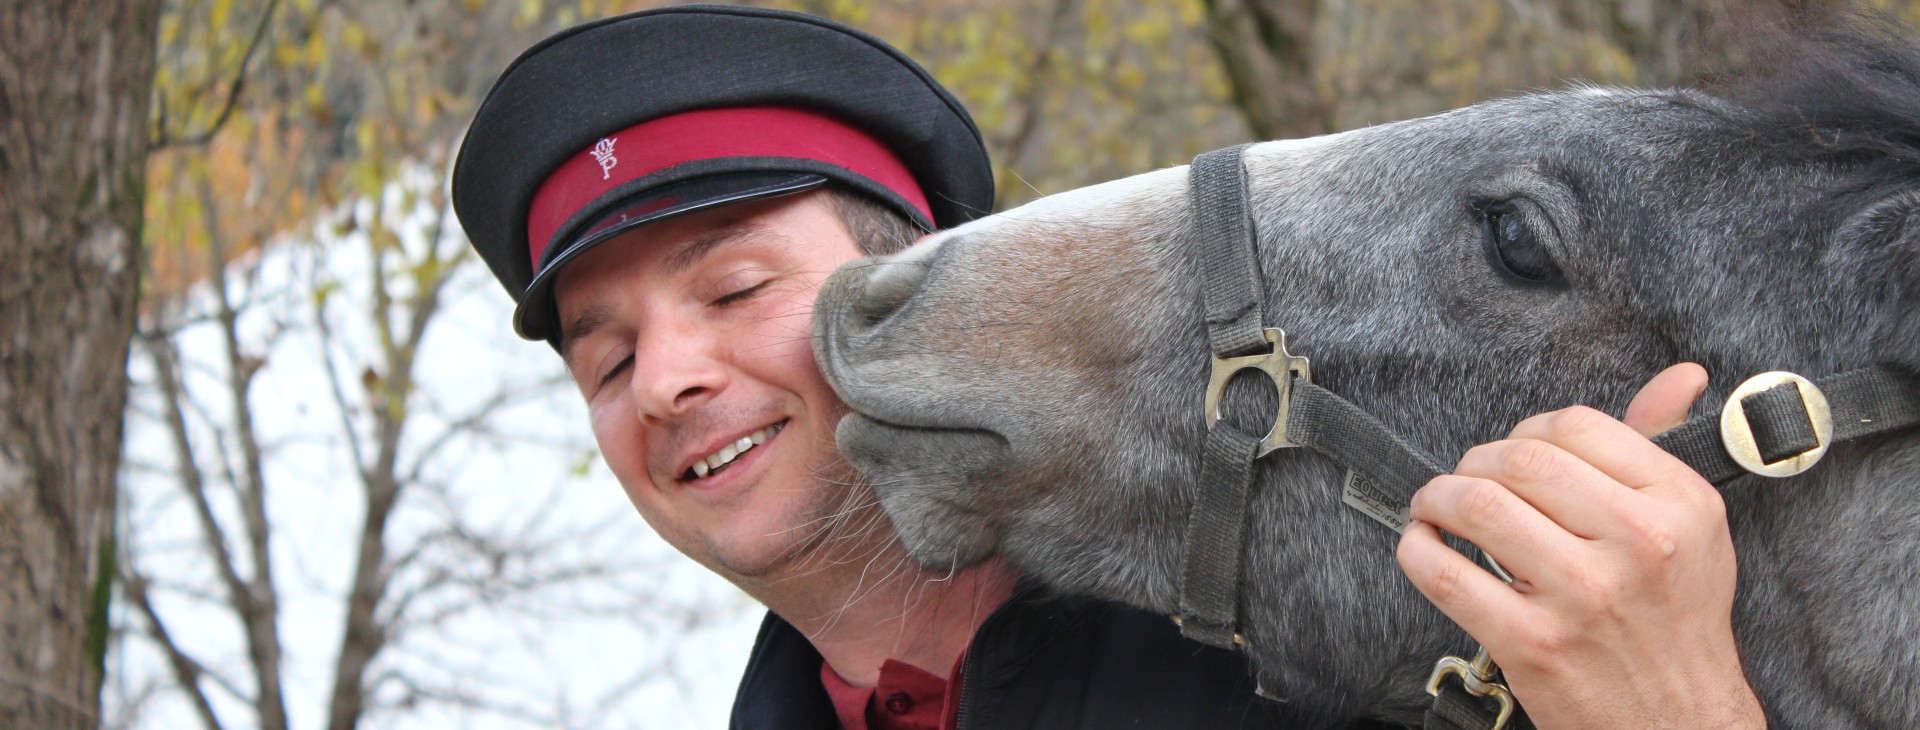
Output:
[1846, 187, 1920, 261]
[1839, 188, 1920, 365]
[1846, 185, 1920, 229]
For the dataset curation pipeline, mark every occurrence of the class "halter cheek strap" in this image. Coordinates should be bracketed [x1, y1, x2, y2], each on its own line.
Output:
[1175, 143, 1920, 728]
[1174, 144, 1277, 650]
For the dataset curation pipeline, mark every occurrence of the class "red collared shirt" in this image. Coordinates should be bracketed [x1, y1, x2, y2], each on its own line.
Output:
[819, 653, 967, 730]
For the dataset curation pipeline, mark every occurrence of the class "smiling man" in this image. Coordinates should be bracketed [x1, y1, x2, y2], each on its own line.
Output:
[555, 197, 866, 580]
[451, 5, 1761, 729]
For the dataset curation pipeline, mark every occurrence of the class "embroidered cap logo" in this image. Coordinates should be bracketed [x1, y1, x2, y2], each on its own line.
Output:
[590, 137, 618, 180]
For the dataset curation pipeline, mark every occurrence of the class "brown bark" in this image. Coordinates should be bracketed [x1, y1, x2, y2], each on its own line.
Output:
[1200, 0, 1824, 143]
[991, 0, 1080, 202]
[0, 1, 161, 728]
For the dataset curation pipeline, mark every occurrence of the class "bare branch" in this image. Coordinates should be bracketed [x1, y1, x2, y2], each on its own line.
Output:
[992, 0, 1079, 192]
[1201, 0, 1328, 139]
[326, 190, 463, 730]
[364, 667, 563, 728]
[151, 0, 284, 150]
[309, 255, 374, 481]
[101, 669, 166, 730]
[196, 177, 290, 730]
[138, 328, 254, 627]
[403, 373, 569, 485]
[120, 566, 225, 730]
[573, 651, 686, 730]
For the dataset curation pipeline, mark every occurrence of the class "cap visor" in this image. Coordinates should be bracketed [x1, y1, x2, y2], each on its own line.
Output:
[513, 171, 828, 340]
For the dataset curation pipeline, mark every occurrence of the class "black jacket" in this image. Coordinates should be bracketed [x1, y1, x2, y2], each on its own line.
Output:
[728, 585, 1402, 729]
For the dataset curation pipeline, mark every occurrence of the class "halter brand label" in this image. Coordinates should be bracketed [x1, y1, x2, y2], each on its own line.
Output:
[1341, 471, 1410, 533]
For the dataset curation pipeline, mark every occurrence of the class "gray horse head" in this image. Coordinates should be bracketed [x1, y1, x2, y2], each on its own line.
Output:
[814, 21, 1920, 727]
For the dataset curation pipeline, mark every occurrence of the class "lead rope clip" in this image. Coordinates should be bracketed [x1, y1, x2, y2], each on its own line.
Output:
[1425, 646, 1516, 729]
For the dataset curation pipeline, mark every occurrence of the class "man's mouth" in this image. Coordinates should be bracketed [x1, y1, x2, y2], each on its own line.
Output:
[684, 420, 788, 481]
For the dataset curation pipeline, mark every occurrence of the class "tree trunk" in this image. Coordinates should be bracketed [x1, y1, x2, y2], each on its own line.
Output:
[0, 2, 160, 728]
[1202, 0, 1327, 141]
[1201, 0, 1829, 143]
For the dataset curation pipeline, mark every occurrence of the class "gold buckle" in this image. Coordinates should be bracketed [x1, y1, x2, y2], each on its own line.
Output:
[1720, 371, 1833, 478]
[1425, 647, 1515, 729]
[1205, 328, 1310, 456]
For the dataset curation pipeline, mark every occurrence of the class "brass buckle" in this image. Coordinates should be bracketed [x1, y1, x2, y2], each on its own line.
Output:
[1425, 647, 1515, 730]
[1720, 371, 1833, 477]
[1205, 328, 1311, 456]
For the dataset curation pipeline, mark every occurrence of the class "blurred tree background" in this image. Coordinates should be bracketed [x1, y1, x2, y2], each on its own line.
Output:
[7, 0, 1908, 728]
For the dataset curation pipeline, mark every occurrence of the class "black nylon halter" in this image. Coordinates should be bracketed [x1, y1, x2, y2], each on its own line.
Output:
[1174, 144, 1273, 649]
[1176, 143, 1920, 727]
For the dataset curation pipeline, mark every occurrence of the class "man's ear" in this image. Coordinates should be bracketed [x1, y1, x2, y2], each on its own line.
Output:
[1838, 187, 1920, 367]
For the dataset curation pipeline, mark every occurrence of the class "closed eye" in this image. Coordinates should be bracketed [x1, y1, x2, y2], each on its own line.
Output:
[714, 280, 770, 307]
[598, 355, 632, 389]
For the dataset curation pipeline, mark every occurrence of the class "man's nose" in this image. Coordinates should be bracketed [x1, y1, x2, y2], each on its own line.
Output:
[629, 331, 726, 425]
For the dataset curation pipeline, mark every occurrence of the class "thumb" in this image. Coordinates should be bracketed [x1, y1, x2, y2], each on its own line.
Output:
[1623, 362, 1710, 438]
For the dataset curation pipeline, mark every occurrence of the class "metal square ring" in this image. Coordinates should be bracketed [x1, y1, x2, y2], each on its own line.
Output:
[1720, 371, 1832, 478]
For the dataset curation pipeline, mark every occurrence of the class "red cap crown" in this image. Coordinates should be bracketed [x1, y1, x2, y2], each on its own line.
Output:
[525, 106, 933, 269]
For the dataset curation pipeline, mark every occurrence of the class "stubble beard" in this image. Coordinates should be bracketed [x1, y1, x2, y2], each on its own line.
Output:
[717, 449, 905, 589]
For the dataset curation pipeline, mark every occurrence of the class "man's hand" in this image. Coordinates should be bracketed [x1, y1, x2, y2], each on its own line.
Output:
[1395, 363, 1766, 728]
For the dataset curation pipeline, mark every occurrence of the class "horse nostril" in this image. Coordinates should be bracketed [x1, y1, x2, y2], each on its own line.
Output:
[846, 233, 953, 330]
[855, 259, 930, 327]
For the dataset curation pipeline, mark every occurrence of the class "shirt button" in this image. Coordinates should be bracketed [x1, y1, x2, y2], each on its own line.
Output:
[883, 692, 914, 714]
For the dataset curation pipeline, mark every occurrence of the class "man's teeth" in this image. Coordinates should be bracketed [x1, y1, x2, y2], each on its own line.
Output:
[690, 423, 784, 479]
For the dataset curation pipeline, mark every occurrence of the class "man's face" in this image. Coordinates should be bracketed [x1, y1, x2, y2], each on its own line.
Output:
[554, 191, 868, 584]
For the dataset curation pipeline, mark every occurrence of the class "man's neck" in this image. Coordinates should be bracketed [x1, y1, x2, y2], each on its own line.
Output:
[756, 546, 1019, 687]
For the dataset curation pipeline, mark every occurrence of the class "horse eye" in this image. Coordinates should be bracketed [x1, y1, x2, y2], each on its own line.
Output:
[1480, 201, 1563, 284]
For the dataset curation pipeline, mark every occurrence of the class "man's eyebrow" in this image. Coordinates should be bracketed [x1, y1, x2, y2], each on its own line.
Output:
[658, 221, 782, 276]
[560, 302, 616, 367]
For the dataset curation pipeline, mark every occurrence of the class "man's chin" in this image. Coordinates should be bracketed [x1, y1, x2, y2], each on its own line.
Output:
[706, 497, 894, 584]
[699, 530, 815, 583]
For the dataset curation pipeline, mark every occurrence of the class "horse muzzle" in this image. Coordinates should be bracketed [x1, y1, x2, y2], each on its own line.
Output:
[811, 234, 967, 428]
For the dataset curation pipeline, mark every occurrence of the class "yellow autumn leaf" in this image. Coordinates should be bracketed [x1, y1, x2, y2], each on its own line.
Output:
[342, 21, 367, 55]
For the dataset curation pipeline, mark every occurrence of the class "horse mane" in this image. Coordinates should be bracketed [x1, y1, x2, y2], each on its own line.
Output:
[1702, 11, 1920, 183]
[1668, 11, 1920, 365]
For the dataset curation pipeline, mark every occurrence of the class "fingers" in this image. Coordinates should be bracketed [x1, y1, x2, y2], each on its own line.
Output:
[1507, 403, 1709, 496]
[1465, 365, 1716, 544]
[1451, 438, 1647, 541]
[1407, 473, 1584, 583]
[1623, 363, 1709, 437]
[1396, 518, 1537, 648]
[1397, 363, 1757, 728]
[1402, 362, 1720, 623]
